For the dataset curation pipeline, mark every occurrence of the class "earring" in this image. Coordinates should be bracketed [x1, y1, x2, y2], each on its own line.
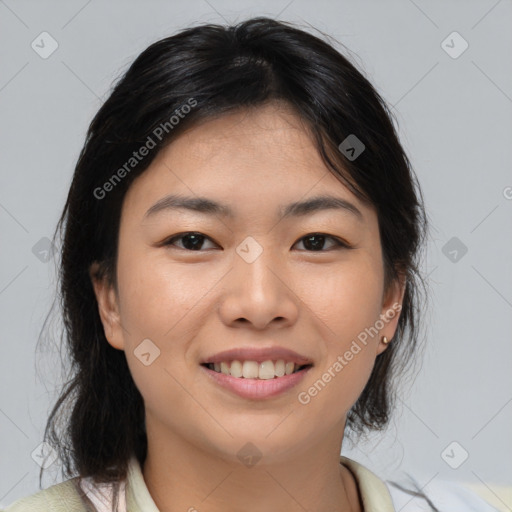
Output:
[381, 336, 390, 344]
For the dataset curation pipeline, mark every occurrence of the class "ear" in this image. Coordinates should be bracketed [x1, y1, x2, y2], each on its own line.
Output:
[375, 270, 407, 356]
[89, 262, 125, 351]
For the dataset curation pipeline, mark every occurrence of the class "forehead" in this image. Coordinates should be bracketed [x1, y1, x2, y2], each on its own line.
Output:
[122, 103, 373, 222]
[171, 103, 324, 174]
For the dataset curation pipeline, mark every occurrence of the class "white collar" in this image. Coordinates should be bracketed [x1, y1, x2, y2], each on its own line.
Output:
[80, 453, 395, 511]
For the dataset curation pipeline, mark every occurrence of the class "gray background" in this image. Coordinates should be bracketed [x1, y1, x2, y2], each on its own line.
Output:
[1, 0, 511, 509]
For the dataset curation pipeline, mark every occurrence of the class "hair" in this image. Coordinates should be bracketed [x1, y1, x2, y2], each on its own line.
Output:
[39, 15, 429, 507]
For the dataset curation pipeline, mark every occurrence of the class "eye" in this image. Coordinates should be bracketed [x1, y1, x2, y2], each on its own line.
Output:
[293, 233, 351, 252]
[162, 231, 351, 252]
[163, 232, 219, 251]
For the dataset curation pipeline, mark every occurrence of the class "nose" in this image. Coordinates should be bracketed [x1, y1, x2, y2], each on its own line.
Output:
[217, 245, 299, 330]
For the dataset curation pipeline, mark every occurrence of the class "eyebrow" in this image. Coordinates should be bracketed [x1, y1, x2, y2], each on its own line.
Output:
[144, 193, 364, 222]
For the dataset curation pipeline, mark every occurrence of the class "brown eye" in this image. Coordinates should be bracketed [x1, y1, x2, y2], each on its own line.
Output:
[164, 232, 218, 251]
[294, 233, 350, 251]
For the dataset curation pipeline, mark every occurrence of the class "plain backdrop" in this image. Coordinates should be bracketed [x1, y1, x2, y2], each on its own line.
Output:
[1, 0, 511, 509]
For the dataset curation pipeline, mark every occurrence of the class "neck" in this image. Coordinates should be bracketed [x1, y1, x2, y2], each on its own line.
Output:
[141, 419, 362, 512]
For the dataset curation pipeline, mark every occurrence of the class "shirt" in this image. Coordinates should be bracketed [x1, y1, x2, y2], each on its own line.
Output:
[1, 454, 395, 511]
[386, 477, 502, 511]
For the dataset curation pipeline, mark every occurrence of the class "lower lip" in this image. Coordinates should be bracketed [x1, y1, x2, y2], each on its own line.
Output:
[200, 365, 312, 400]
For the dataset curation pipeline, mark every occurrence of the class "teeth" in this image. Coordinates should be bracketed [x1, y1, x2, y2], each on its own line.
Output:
[206, 359, 307, 379]
[230, 360, 243, 378]
[242, 361, 259, 379]
[258, 360, 275, 380]
[275, 359, 285, 377]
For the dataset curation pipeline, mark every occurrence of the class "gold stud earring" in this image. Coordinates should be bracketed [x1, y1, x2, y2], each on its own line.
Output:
[382, 336, 390, 344]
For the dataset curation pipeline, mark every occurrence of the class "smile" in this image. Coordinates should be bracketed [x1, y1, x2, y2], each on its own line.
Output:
[202, 360, 311, 379]
[200, 361, 313, 400]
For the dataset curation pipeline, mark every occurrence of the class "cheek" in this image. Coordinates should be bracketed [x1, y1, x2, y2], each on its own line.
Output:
[115, 245, 216, 337]
[114, 246, 224, 390]
[295, 258, 383, 410]
[298, 256, 384, 341]
[114, 248, 204, 425]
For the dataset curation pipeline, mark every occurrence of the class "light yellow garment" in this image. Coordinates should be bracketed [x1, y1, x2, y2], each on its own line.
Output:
[2, 455, 395, 511]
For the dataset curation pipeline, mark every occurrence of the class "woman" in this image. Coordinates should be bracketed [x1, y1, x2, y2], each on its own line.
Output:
[3, 16, 430, 511]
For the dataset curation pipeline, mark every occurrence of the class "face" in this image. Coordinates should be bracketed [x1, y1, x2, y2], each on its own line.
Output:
[92, 102, 404, 465]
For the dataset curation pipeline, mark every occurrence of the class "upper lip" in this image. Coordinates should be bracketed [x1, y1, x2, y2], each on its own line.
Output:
[201, 346, 313, 366]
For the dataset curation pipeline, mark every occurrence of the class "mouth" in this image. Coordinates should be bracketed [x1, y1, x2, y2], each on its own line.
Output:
[200, 360, 314, 400]
[200, 360, 313, 380]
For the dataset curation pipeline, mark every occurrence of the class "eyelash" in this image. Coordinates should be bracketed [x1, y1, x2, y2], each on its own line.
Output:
[162, 232, 352, 252]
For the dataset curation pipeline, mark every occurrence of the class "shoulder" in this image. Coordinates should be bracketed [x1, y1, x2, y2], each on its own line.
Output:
[1, 477, 89, 512]
[339, 455, 395, 511]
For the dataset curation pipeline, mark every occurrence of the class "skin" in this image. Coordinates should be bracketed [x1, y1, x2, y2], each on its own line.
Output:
[92, 102, 405, 512]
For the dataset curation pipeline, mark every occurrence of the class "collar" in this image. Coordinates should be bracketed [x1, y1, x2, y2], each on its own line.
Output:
[340, 455, 395, 511]
[125, 454, 395, 511]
